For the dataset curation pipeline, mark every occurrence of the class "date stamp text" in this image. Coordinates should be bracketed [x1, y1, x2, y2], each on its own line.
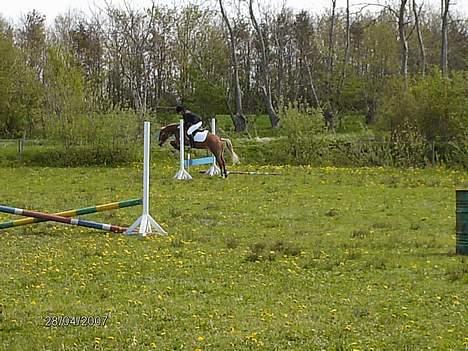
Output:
[44, 314, 109, 327]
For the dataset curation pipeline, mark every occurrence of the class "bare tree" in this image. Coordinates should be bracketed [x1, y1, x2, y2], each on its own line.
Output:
[370, 1, 410, 85]
[272, 8, 290, 108]
[323, 0, 338, 131]
[290, 10, 316, 107]
[102, 3, 156, 116]
[304, 56, 320, 108]
[343, 0, 351, 79]
[412, 0, 426, 76]
[327, 0, 337, 96]
[18, 10, 47, 130]
[397, 0, 409, 86]
[147, 6, 177, 109]
[18, 10, 47, 83]
[219, 0, 246, 131]
[338, 0, 351, 107]
[440, 0, 450, 77]
[248, 0, 279, 128]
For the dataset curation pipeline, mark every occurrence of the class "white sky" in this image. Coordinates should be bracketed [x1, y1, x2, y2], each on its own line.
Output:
[1, 0, 467, 24]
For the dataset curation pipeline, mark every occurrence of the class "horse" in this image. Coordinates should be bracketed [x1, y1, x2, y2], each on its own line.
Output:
[158, 122, 239, 178]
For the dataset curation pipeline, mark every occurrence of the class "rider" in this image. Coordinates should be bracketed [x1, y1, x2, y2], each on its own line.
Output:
[176, 105, 203, 148]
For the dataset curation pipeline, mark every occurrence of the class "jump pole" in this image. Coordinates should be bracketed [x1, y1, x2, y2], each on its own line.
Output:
[205, 118, 221, 176]
[0, 205, 128, 233]
[126, 121, 167, 236]
[0, 198, 142, 229]
[174, 119, 192, 180]
[179, 118, 218, 175]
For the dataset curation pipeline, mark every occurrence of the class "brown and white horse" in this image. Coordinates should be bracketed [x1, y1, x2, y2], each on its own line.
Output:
[158, 123, 239, 178]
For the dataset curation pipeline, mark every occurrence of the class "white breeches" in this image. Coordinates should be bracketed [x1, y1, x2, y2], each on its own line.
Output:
[187, 121, 202, 136]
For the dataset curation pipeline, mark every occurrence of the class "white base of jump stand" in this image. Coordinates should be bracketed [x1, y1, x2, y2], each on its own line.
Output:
[205, 164, 221, 176]
[174, 168, 192, 180]
[126, 214, 167, 236]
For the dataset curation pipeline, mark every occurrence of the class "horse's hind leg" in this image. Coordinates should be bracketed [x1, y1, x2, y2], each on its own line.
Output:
[221, 153, 227, 178]
[215, 153, 227, 178]
[215, 155, 224, 178]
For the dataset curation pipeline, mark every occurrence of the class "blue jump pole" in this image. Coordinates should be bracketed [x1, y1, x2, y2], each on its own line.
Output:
[184, 156, 215, 168]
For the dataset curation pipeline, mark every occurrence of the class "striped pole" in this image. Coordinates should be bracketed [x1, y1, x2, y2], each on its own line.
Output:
[0, 205, 128, 233]
[0, 199, 142, 230]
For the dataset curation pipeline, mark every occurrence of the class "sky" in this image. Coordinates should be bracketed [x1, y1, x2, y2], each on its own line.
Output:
[1, 0, 467, 24]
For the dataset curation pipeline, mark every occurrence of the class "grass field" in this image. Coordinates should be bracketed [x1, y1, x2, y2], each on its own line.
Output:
[0, 160, 467, 350]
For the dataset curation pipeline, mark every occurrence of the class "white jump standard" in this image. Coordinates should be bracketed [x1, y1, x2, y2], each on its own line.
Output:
[174, 119, 193, 180]
[175, 118, 221, 179]
[204, 118, 221, 176]
[126, 121, 167, 236]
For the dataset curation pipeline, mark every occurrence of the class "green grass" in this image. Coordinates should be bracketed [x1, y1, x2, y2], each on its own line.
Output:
[0, 162, 467, 350]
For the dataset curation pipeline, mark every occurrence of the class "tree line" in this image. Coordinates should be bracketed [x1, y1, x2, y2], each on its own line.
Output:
[0, 0, 466, 139]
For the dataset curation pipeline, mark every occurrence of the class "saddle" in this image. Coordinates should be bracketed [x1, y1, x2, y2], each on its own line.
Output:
[193, 128, 209, 143]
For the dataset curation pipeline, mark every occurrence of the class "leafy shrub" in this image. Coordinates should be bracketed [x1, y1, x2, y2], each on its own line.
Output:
[281, 107, 327, 164]
[45, 110, 140, 148]
[378, 70, 467, 165]
[1, 111, 144, 167]
[21, 144, 137, 167]
[18, 111, 140, 166]
[279, 104, 466, 168]
[388, 121, 430, 167]
[232, 137, 290, 165]
[336, 114, 368, 133]
[411, 71, 467, 142]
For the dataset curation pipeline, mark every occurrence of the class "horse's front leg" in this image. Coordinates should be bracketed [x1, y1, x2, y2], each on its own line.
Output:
[169, 140, 180, 156]
[170, 140, 179, 151]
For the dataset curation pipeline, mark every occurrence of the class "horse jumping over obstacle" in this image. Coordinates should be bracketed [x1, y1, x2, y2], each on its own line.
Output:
[158, 119, 239, 178]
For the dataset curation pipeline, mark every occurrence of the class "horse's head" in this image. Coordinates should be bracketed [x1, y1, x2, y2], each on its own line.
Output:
[158, 123, 178, 147]
[158, 127, 169, 146]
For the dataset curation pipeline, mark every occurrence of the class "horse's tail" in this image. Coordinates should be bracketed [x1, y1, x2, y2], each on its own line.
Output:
[221, 138, 240, 165]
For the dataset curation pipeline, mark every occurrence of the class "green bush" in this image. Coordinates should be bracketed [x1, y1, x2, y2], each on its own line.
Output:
[20, 144, 137, 167]
[412, 71, 467, 142]
[44, 110, 141, 148]
[281, 107, 327, 164]
[375, 71, 468, 167]
[278, 107, 466, 168]
[388, 122, 430, 167]
[0, 111, 143, 167]
[32, 111, 140, 166]
[336, 114, 368, 133]
[232, 138, 290, 165]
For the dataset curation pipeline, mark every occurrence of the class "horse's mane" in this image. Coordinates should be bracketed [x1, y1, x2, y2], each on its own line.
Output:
[161, 123, 179, 133]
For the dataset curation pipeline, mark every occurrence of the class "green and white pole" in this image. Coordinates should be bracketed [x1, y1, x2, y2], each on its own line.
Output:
[0, 198, 142, 230]
[0, 205, 128, 233]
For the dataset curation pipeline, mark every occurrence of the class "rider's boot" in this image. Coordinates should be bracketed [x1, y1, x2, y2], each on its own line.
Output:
[188, 134, 195, 148]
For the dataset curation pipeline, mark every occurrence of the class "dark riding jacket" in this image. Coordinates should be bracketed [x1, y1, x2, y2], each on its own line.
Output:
[182, 110, 202, 129]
